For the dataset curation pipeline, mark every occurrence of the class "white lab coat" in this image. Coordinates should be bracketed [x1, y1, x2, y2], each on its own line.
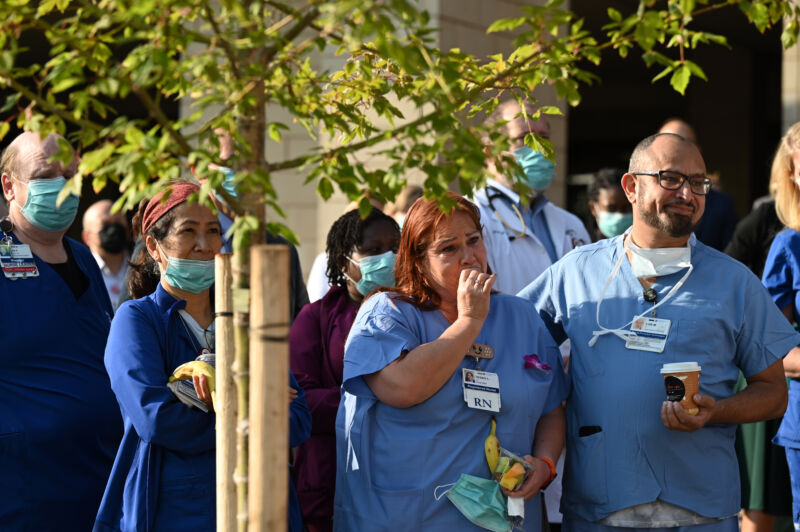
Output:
[472, 178, 591, 295]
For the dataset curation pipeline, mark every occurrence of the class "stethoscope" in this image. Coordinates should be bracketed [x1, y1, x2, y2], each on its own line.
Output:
[486, 186, 526, 241]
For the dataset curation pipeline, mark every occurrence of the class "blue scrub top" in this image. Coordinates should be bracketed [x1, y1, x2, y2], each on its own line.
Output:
[0, 235, 122, 530]
[334, 292, 568, 531]
[95, 283, 311, 532]
[519, 235, 800, 522]
[762, 228, 800, 450]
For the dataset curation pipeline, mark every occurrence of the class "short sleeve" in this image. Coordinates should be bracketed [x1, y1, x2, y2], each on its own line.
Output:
[762, 230, 799, 310]
[736, 273, 800, 377]
[342, 293, 421, 398]
[517, 266, 567, 345]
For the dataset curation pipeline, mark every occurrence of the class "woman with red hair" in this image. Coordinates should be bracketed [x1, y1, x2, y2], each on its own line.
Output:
[333, 193, 567, 531]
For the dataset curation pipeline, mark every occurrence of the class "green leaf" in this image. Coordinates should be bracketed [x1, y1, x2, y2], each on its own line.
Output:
[268, 122, 287, 143]
[486, 17, 526, 34]
[316, 177, 334, 200]
[57, 175, 82, 206]
[607, 7, 622, 22]
[358, 196, 373, 218]
[79, 143, 115, 175]
[670, 64, 691, 95]
[684, 60, 707, 81]
[538, 105, 563, 116]
[0, 122, 9, 142]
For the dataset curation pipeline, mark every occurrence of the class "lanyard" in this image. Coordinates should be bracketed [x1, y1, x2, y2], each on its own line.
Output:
[588, 239, 693, 347]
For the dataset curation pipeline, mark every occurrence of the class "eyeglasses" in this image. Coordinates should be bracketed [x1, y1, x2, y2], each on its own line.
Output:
[631, 170, 712, 196]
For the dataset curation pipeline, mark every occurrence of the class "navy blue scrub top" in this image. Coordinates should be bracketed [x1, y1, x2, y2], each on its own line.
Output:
[0, 234, 122, 530]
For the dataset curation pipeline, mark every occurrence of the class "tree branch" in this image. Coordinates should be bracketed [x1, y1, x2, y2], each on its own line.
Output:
[200, 0, 242, 80]
[0, 72, 104, 133]
[129, 83, 193, 156]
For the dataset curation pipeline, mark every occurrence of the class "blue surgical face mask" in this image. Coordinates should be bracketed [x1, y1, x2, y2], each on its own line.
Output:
[157, 242, 215, 294]
[344, 250, 396, 295]
[597, 211, 633, 238]
[437, 474, 510, 532]
[514, 146, 554, 192]
[13, 176, 79, 231]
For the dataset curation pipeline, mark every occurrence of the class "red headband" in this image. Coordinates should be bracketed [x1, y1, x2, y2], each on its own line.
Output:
[141, 182, 200, 236]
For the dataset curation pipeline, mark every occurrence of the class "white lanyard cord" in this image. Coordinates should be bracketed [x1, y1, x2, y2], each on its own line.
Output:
[588, 249, 693, 347]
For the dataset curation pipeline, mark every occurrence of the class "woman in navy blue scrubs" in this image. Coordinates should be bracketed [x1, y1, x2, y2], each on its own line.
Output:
[94, 182, 311, 531]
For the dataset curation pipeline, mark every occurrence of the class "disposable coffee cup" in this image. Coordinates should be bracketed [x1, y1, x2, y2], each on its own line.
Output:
[660, 362, 701, 415]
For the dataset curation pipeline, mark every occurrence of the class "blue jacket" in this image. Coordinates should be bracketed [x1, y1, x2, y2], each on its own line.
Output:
[0, 235, 122, 530]
[94, 283, 311, 532]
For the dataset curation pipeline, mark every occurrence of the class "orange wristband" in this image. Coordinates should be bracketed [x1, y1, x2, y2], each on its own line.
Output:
[537, 456, 557, 489]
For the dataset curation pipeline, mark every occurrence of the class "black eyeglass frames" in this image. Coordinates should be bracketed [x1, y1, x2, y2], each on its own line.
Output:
[631, 170, 712, 195]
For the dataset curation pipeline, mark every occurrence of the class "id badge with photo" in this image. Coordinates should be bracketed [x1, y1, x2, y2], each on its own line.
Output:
[0, 243, 39, 279]
[462, 368, 501, 412]
[625, 316, 671, 353]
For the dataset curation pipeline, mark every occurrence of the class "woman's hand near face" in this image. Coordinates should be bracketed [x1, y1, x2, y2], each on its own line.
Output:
[456, 269, 496, 323]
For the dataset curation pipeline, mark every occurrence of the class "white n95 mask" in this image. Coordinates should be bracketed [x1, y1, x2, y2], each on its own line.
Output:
[625, 238, 691, 278]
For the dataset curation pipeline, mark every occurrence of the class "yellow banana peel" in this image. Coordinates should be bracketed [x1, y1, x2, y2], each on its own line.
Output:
[169, 360, 217, 411]
[484, 417, 500, 475]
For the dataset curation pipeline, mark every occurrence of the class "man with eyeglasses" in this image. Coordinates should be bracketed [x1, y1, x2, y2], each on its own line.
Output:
[518, 132, 800, 531]
[472, 98, 590, 295]
[0, 131, 122, 530]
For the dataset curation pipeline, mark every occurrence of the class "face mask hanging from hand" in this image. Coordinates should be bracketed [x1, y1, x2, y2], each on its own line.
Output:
[344, 250, 396, 296]
[13, 176, 79, 231]
[156, 242, 216, 293]
[513, 146, 554, 192]
[597, 211, 633, 238]
[436, 474, 511, 532]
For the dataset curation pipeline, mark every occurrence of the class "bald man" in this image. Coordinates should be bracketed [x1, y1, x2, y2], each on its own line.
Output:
[82, 199, 130, 310]
[0, 131, 122, 530]
[520, 133, 799, 531]
[472, 98, 589, 295]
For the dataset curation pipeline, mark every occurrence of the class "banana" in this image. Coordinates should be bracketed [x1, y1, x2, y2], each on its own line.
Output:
[484, 416, 500, 475]
[169, 360, 217, 411]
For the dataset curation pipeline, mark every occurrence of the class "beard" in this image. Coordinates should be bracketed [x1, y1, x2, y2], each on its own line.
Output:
[637, 194, 699, 238]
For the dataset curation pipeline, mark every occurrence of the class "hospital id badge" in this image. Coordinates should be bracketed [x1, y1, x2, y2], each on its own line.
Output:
[0, 243, 39, 279]
[462, 368, 501, 413]
[625, 316, 671, 353]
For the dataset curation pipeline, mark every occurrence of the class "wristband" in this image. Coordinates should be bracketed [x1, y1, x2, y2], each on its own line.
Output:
[537, 456, 557, 490]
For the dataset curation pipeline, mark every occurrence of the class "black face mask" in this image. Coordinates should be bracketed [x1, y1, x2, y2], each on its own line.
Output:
[99, 223, 128, 254]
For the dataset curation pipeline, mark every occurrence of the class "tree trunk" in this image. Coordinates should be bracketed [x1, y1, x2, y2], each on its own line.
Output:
[215, 253, 236, 532]
[248, 245, 290, 531]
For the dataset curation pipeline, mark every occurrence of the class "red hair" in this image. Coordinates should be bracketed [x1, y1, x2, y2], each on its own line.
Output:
[381, 192, 483, 310]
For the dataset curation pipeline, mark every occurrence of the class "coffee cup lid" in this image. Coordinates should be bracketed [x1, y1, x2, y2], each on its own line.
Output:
[660, 362, 701, 374]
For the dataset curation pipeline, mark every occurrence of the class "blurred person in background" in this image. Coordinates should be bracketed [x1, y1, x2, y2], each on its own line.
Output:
[291, 207, 400, 532]
[473, 98, 590, 295]
[587, 168, 633, 241]
[759, 121, 800, 532]
[82, 199, 131, 311]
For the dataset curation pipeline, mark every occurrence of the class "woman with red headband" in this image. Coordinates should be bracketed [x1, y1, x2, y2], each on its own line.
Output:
[94, 182, 311, 532]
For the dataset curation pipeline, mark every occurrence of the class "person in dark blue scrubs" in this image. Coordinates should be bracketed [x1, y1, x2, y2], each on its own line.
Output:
[94, 182, 311, 532]
[0, 131, 123, 530]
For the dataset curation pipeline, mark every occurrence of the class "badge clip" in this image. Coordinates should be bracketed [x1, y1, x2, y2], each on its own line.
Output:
[466, 343, 494, 360]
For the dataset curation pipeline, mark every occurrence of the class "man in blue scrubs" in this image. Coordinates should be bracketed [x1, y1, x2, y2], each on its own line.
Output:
[519, 132, 800, 531]
[0, 131, 122, 530]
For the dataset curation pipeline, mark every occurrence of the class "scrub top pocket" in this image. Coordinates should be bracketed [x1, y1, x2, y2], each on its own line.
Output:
[566, 429, 607, 506]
